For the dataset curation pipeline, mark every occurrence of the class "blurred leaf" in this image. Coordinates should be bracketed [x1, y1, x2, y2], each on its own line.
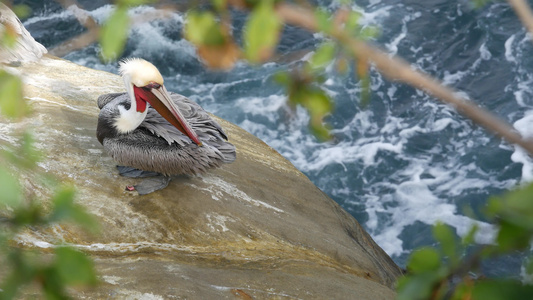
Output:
[12, 4, 31, 19]
[357, 59, 370, 107]
[471, 0, 493, 9]
[0, 167, 22, 209]
[309, 116, 332, 141]
[344, 10, 361, 35]
[360, 26, 379, 39]
[472, 280, 533, 300]
[0, 70, 28, 119]
[336, 56, 350, 74]
[309, 42, 336, 70]
[273, 71, 290, 85]
[525, 258, 533, 277]
[396, 272, 442, 300]
[12, 201, 45, 226]
[433, 222, 458, 264]
[40, 267, 69, 300]
[99, 7, 130, 61]
[197, 42, 240, 70]
[184, 11, 226, 46]
[486, 183, 533, 230]
[48, 186, 98, 233]
[451, 279, 474, 300]
[407, 247, 442, 273]
[243, 0, 282, 63]
[305, 89, 333, 116]
[117, 0, 155, 6]
[1, 22, 18, 48]
[496, 219, 531, 252]
[462, 224, 478, 246]
[212, 0, 227, 11]
[54, 247, 98, 286]
[315, 8, 332, 33]
[0, 251, 36, 299]
[306, 89, 333, 141]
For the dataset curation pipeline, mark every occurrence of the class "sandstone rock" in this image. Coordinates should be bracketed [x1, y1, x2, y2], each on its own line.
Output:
[0, 3, 47, 64]
[1, 55, 402, 299]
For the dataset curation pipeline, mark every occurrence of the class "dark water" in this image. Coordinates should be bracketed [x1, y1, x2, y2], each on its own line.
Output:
[17, 0, 533, 277]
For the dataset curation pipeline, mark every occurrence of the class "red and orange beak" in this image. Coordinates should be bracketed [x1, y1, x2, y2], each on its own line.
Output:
[133, 84, 202, 146]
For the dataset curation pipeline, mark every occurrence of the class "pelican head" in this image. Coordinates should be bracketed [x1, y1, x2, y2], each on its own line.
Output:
[117, 58, 202, 146]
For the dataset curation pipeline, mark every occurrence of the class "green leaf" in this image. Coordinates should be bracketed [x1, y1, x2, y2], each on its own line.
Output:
[396, 273, 442, 300]
[0, 250, 36, 299]
[407, 247, 442, 273]
[433, 222, 458, 264]
[117, 0, 155, 6]
[0, 167, 22, 208]
[273, 71, 290, 86]
[344, 11, 362, 35]
[472, 280, 533, 300]
[12, 201, 45, 226]
[462, 224, 478, 246]
[360, 26, 380, 39]
[471, 0, 493, 9]
[54, 247, 97, 286]
[0, 70, 28, 119]
[243, 0, 282, 63]
[99, 7, 130, 61]
[486, 183, 533, 230]
[12, 4, 31, 19]
[305, 89, 333, 116]
[525, 257, 533, 277]
[212, 0, 227, 12]
[496, 219, 531, 252]
[184, 11, 225, 46]
[315, 9, 332, 33]
[309, 42, 336, 70]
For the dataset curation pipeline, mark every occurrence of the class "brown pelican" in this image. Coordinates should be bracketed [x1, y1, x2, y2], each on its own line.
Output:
[97, 58, 236, 194]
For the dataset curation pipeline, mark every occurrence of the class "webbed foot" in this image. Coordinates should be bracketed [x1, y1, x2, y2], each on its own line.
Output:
[129, 176, 172, 195]
[117, 166, 171, 195]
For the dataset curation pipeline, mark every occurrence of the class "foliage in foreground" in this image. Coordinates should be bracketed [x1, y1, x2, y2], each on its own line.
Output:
[0, 5, 98, 298]
[397, 183, 533, 300]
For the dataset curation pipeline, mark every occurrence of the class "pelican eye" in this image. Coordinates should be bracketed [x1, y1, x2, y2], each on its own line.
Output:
[144, 82, 161, 89]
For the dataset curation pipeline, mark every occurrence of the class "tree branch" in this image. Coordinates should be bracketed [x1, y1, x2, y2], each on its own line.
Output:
[507, 0, 533, 38]
[275, 3, 533, 154]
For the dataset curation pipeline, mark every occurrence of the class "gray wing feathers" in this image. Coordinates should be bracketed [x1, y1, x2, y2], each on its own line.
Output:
[141, 93, 231, 146]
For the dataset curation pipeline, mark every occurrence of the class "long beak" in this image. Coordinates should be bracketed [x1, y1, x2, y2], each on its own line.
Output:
[136, 85, 202, 146]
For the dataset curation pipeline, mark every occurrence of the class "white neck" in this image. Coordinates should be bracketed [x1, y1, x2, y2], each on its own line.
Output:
[113, 78, 148, 134]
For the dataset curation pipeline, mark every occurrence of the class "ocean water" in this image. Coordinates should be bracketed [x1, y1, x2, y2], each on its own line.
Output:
[17, 0, 533, 277]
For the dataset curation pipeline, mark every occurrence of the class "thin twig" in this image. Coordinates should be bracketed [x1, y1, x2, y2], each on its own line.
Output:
[507, 0, 533, 38]
[274, 3, 533, 155]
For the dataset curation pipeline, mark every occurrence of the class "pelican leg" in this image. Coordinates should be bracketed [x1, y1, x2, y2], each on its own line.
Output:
[117, 166, 171, 195]
[133, 176, 172, 195]
[117, 166, 161, 178]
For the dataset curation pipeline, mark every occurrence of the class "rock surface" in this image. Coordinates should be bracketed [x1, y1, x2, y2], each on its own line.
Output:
[1, 56, 402, 299]
[0, 3, 47, 64]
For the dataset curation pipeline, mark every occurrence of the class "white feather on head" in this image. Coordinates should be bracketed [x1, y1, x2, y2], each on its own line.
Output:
[119, 58, 164, 87]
